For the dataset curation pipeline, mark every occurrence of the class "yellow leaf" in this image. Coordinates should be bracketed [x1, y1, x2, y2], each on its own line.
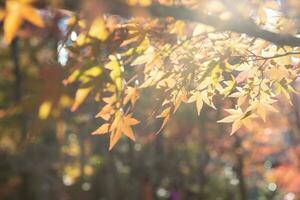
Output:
[115, 77, 123, 93]
[219, 80, 235, 97]
[195, 96, 203, 115]
[76, 33, 90, 46]
[230, 120, 242, 135]
[89, 17, 108, 41]
[107, 58, 123, 92]
[219, 108, 256, 135]
[71, 87, 92, 111]
[59, 95, 72, 108]
[83, 66, 103, 77]
[64, 69, 80, 85]
[217, 113, 242, 123]
[188, 92, 203, 115]
[275, 56, 291, 66]
[174, 90, 187, 112]
[156, 115, 170, 134]
[251, 101, 278, 122]
[156, 107, 171, 118]
[201, 91, 216, 109]
[255, 102, 267, 122]
[265, 66, 289, 81]
[170, 20, 185, 37]
[123, 87, 139, 105]
[38, 101, 52, 120]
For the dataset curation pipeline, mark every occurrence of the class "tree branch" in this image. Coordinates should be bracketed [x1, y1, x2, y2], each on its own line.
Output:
[108, 3, 300, 47]
[11, 38, 27, 141]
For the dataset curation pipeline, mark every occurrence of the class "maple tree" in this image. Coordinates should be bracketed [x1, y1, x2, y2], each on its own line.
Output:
[0, 0, 300, 147]
[41, 0, 300, 149]
[0, 0, 300, 199]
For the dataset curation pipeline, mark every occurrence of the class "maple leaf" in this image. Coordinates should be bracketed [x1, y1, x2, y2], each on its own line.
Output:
[95, 95, 118, 121]
[201, 90, 216, 109]
[3, 0, 45, 44]
[95, 104, 114, 121]
[156, 107, 172, 134]
[218, 108, 256, 135]
[109, 128, 122, 150]
[107, 113, 140, 150]
[92, 123, 110, 135]
[265, 65, 290, 82]
[249, 101, 278, 122]
[188, 92, 203, 115]
[123, 87, 139, 105]
[173, 90, 188, 112]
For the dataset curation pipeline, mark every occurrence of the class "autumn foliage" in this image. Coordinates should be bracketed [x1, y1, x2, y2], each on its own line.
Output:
[0, 0, 300, 199]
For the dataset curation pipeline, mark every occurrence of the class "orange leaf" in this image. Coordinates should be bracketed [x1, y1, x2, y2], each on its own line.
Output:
[3, 1, 45, 44]
[92, 124, 110, 135]
[4, 1, 23, 44]
[123, 87, 139, 105]
[121, 114, 139, 140]
[123, 114, 140, 125]
[21, 4, 45, 28]
[103, 95, 116, 104]
[95, 104, 114, 121]
[109, 128, 122, 150]
[121, 120, 136, 141]
[109, 112, 121, 132]
[0, 9, 5, 21]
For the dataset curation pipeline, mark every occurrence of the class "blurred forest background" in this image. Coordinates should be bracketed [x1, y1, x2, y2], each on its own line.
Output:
[0, 0, 300, 200]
